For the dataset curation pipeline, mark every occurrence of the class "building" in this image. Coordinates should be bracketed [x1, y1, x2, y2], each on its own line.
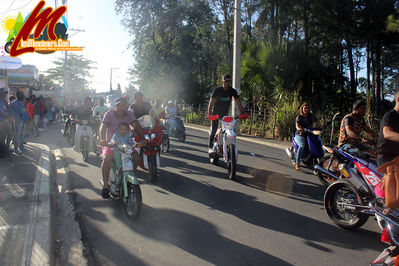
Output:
[7, 64, 39, 96]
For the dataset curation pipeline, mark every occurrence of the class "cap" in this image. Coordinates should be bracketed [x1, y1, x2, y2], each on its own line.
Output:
[115, 97, 128, 105]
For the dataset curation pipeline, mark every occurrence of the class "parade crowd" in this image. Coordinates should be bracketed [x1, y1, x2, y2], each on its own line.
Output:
[0, 88, 60, 156]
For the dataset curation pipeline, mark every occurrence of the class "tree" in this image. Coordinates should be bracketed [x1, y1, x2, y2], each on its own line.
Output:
[46, 53, 96, 96]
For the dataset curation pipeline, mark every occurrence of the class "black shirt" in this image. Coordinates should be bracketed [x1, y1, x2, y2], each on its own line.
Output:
[377, 109, 399, 163]
[71, 106, 92, 121]
[211, 86, 239, 116]
[295, 114, 317, 136]
[130, 102, 152, 119]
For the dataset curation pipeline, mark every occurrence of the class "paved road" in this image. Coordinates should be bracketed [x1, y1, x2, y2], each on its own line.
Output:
[59, 126, 384, 266]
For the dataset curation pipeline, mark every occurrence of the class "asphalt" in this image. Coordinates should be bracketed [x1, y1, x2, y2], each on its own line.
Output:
[56, 125, 386, 266]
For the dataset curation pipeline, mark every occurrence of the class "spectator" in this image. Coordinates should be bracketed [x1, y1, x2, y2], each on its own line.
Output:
[0, 88, 9, 156]
[10, 91, 29, 153]
[27, 96, 39, 136]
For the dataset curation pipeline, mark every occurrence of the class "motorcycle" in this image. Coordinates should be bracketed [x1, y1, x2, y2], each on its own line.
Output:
[134, 115, 163, 183]
[61, 116, 76, 146]
[208, 113, 249, 180]
[76, 119, 91, 162]
[285, 128, 324, 175]
[166, 115, 186, 142]
[321, 146, 383, 229]
[100, 143, 142, 220]
[160, 120, 170, 153]
[370, 199, 399, 265]
[316, 141, 377, 186]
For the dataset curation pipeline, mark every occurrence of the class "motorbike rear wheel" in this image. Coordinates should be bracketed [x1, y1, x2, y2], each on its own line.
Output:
[148, 154, 158, 183]
[227, 144, 236, 180]
[318, 155, 340, 186]
[324, 180, 369, 229]
[161, 134, 170, 153]
[124, 184, 142, 220]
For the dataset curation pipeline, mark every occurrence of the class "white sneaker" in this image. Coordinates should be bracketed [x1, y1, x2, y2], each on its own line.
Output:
[15, 148, 22, 154]
[208, 148, 214, 154]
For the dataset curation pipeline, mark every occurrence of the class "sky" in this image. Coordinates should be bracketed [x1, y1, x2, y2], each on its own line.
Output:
[0, 0, 134, 93]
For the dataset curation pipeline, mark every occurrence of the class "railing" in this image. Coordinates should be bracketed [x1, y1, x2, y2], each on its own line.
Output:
[179, 104, 381, 146]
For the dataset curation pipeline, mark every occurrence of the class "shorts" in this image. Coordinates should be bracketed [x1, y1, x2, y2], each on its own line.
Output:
[102, 146, 113, 158]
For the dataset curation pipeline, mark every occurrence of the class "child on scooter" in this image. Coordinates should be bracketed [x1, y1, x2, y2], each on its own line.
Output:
[111, 122, 135, 145]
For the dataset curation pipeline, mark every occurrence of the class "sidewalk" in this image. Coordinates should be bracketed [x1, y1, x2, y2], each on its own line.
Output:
[0, 129, 53, 265]
[185, 123, 291, 150]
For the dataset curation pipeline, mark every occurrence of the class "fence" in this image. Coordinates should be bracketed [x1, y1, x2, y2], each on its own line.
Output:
[179, 104, 380, 146]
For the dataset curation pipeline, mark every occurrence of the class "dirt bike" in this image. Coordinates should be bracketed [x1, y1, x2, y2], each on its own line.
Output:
[134, 115, 163, 183]
[370, 199, 399, 265]
[100, 143, 142, 220]
[208, 113, 249, 180]
[322, 146, 383, 229]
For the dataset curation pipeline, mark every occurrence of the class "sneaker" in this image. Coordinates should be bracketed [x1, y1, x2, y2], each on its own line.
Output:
[15, 148, 22, 154]
[101, 187, 110, 199]
[208, 148, 214, 154]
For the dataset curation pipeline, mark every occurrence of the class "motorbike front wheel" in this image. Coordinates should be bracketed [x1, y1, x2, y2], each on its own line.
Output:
[148, 154, 158, 183]
[161, 134, 170, 153]
[227, 144, 236, 180]
[124, 184, 142, 220]
[324, 180, 369, 229]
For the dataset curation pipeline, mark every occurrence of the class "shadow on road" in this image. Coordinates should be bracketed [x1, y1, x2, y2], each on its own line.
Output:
[156, 167, 383, 253]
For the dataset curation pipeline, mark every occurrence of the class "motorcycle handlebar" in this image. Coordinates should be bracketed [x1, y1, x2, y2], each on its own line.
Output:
[207, 113, 249, 121]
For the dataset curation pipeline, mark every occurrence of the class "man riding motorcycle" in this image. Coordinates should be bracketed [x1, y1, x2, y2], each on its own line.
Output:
[93, 97, 109, 118]
[164, 100, 185, 134]
[129, 91, 157, 120]
[207, 74, 245, 154]
[338, 100, 378, 156]
[71, 97, 95, 153]
[100, 97, 146, 199]
[377, 89, 399, 166]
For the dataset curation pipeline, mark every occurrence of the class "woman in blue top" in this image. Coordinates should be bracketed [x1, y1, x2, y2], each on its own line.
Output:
[10, 91, 29, 153]
[294, 103, 320, 170]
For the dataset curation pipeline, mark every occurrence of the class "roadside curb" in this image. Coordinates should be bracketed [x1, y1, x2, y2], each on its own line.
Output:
[23, 144, 52, 266]
[185, 123, 291, 150]
[53, 148, 88, 265]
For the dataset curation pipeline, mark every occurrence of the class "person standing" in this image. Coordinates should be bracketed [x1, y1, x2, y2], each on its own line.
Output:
[26, 96, 39, 137]
[207, 74, 245, 153]
[0, 88, 10, 156]
[377, 89, 399, 166]
[10, 91, 29, 153]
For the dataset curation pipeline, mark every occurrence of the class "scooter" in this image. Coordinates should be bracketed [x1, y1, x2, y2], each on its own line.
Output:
[320, 146, 383, 229]
[76, 119, 91, 162]
[100, 143, 142, 220]
[134, 115, 163, 183]
[285, 128, 324, 174]
[208, 113, 249, 180]
[166, 115, 186, 142]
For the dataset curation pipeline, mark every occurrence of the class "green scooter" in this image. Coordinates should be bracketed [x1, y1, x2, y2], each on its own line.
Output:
[100, 143, 142, 220]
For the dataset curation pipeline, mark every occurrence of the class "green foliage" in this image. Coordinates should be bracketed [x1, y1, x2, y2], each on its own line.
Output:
[46, 53, 96, 96]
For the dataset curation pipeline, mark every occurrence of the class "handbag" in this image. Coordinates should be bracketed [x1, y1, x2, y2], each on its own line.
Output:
[378, 156, 399, 209]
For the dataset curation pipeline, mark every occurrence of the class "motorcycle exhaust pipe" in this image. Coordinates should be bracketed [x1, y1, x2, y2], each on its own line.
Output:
[314, 165, 339, 180]
[285, 148, 292, 158]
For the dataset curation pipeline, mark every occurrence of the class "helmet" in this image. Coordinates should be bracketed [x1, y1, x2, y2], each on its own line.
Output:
[168, 100, 173, 104]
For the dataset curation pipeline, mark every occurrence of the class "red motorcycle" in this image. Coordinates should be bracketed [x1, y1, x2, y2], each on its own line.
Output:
[134, 115, 163, 183]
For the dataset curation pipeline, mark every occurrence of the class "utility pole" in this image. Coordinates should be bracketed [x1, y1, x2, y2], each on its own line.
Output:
[110, 67, 119, 92]
[232, 0, 241, 116]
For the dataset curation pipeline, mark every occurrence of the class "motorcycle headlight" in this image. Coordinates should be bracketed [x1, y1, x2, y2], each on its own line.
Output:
[151, 133, 156, 139]
[144, 134, 151, 141]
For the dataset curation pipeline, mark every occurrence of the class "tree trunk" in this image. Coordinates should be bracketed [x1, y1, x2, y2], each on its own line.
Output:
[303, 0, 310, 48]
[346, 40, 356, 103]
[366, 44, 371, 113]
[375, 41, 382, 115]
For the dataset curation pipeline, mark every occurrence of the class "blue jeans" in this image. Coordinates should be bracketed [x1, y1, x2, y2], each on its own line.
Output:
[14, 119, 25, 151]
[294, 134, 306, 164]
